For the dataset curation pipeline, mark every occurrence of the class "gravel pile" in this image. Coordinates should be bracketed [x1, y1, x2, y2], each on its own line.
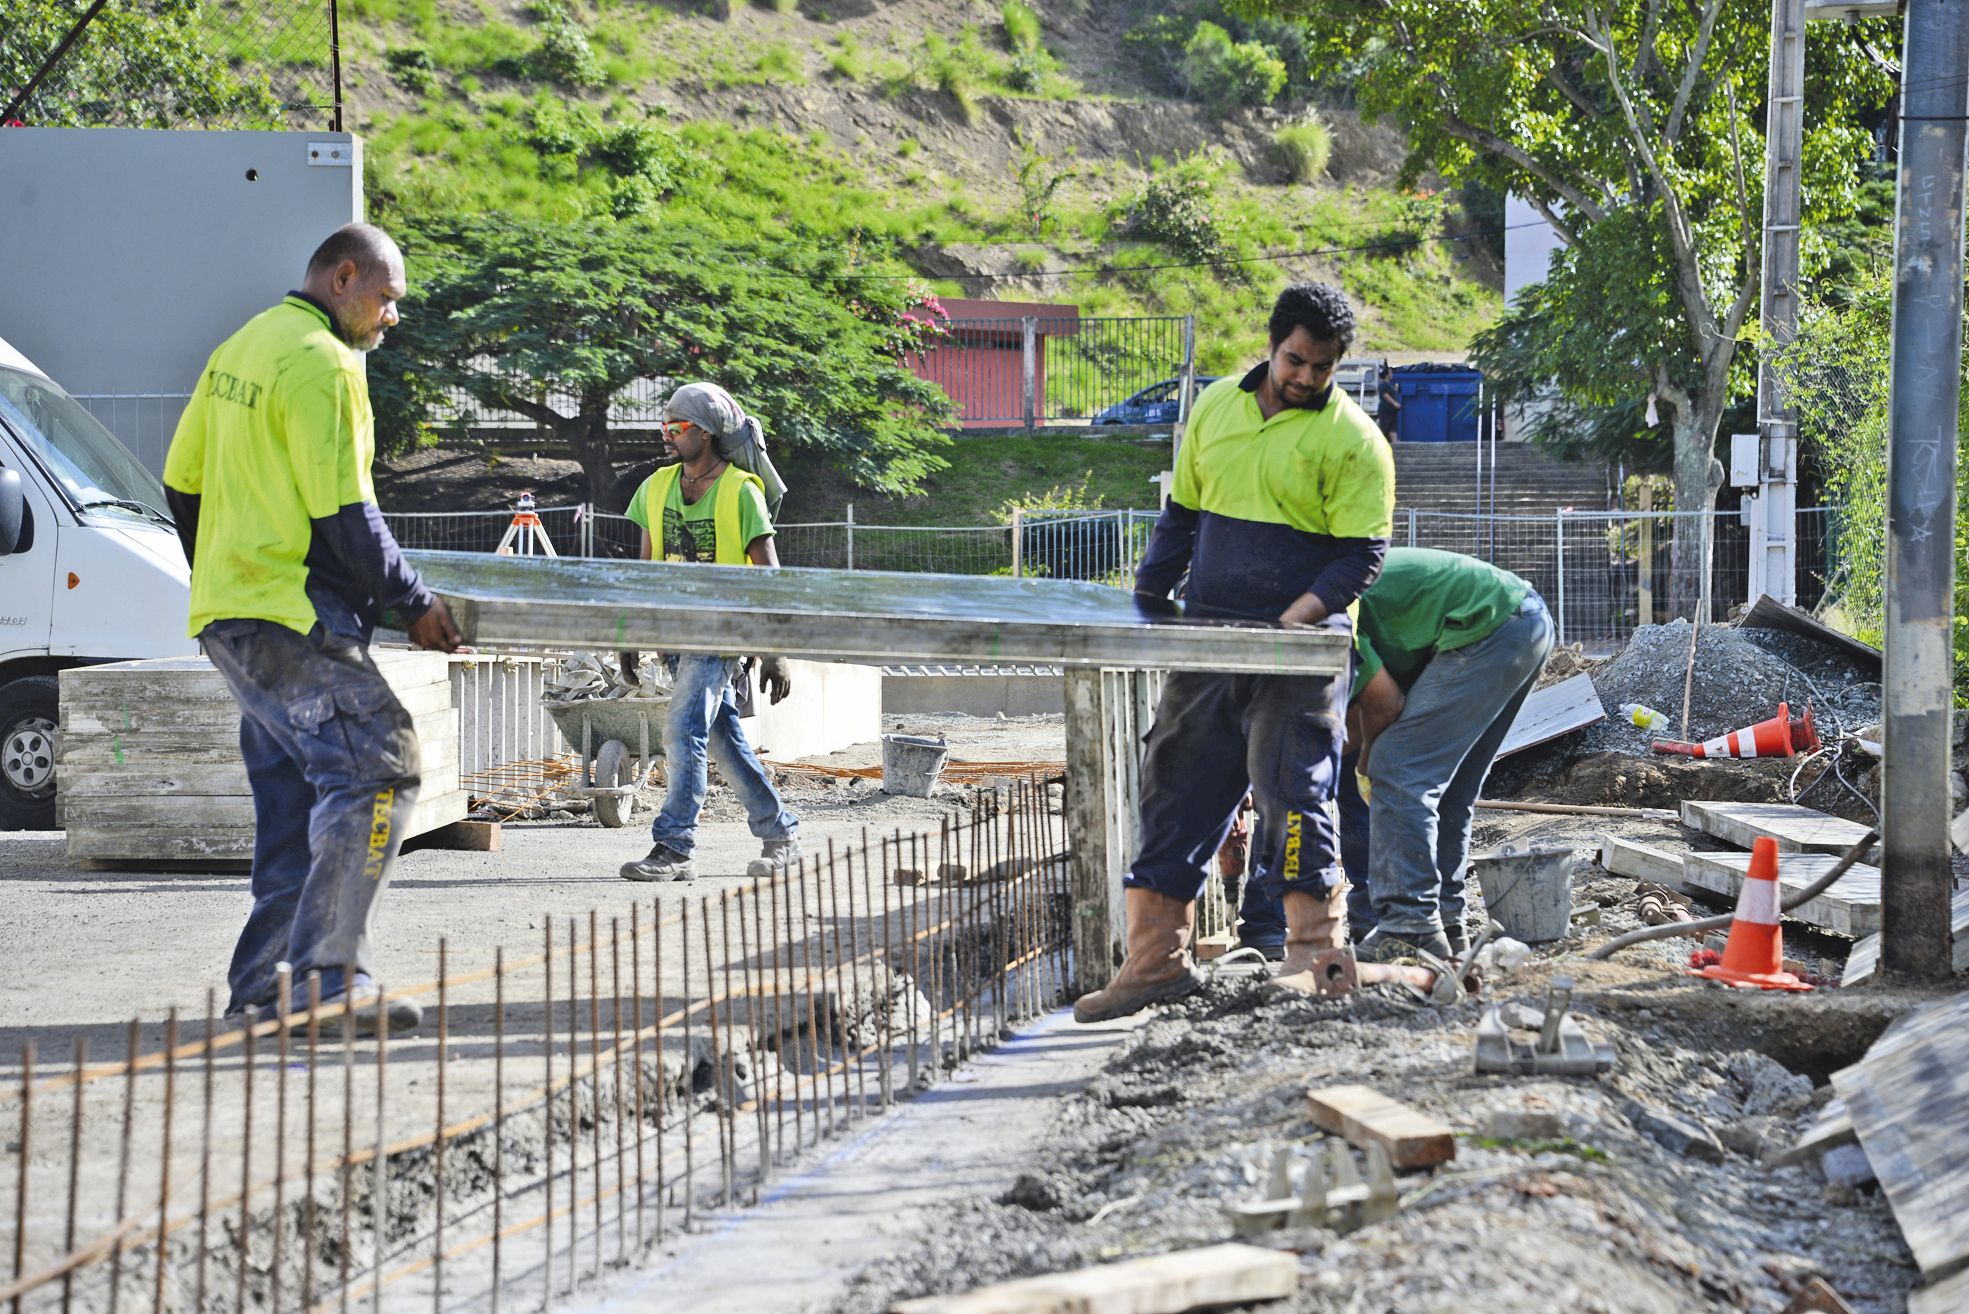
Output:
[1581, 619, 1881, 755]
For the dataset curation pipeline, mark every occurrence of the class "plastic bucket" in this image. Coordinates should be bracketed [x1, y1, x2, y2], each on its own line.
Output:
[1470, 845, 1574, 943]
[881, 734, 949, 797]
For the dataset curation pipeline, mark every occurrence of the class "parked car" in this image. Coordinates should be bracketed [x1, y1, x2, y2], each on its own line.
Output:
[1092, 376, 1221, 425]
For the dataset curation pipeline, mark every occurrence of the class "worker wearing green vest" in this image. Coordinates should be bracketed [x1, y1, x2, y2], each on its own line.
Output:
[619, 383, 801, 883]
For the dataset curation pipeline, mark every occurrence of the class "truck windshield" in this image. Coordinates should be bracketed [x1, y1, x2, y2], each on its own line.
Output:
[0, 367, 173, 525]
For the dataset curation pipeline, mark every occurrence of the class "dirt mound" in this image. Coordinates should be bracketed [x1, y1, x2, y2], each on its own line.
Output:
[1491, 750, 1792, 810]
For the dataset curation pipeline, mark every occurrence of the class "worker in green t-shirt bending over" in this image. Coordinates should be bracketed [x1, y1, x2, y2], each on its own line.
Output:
[1346, 547, 1555, 960]
[617, 382, 800, 884]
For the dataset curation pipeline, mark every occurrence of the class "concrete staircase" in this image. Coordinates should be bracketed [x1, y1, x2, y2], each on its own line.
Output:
[1391, 441, 1612, 518]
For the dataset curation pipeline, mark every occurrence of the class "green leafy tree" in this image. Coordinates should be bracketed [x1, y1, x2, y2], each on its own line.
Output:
[1, 0, 281, 127]
[371, 215, 954, 507]
[1237, 0, 1893, 615]
[1181, 21, 1287, 115]
[1786, 263, 1969, 696]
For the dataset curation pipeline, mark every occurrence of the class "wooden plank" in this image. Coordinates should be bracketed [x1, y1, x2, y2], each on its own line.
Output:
[1680, 850, 1880, 937]
[1681, 800, 1877, 857]
[1738, 595, 1882, 673]
[59, 708, 458, 767]
[1494, 672, 1605, 759]
[1306, 1084, 1455, 1170]
[1596, 833, 1691, 891]
[57, 734, 460, 798]
[405, 819, 501, 853]
[60, 679, 454, 733]
[1842, 888, 1969, 986]
[1833, 994, 1969, 1275]
[1193, 932, 1233, 962]
[63, 790, 472, 863]
[888, 1243, 1297, 1314]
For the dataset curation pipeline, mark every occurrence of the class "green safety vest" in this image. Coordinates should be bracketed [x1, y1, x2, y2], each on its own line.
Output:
[641, 463, 766, 566]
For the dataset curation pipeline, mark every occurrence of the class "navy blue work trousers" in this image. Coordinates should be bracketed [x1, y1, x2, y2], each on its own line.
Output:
[1129, 669, 1350, 905]
[200, 620, 421, 1014]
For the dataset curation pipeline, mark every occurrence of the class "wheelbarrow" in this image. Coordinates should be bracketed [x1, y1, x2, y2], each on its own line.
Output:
[544, 696, 669, 828]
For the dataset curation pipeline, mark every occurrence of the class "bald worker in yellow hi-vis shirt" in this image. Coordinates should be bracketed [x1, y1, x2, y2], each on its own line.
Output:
[163, 223, 464, 1037]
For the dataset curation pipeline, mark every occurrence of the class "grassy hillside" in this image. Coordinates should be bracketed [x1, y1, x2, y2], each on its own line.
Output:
[335, 0, 1500, 372]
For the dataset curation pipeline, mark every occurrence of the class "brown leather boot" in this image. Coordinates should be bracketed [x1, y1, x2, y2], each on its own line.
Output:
[1072, 887, 1204, 1023]
[1271, 885, 1351, 994]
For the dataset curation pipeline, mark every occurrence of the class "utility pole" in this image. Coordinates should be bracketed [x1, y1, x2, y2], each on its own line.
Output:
[1745, 0, 1805, 607]
[1879, 0, 1968, 982]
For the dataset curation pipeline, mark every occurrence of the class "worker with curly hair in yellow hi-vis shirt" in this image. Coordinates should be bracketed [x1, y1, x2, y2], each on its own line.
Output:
[162, 223, 466, 1039]
[616, 382, 801, 885]
[1073, 283, 1395, 1023]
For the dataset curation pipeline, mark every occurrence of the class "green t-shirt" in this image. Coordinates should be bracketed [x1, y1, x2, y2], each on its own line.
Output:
[625, 465, 774, 564]
[162, 296, 377, 637]
[1354, 547, 1533, 691]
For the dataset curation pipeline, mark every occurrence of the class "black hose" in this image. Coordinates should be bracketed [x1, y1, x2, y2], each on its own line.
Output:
[1586, 828, 1878, 961]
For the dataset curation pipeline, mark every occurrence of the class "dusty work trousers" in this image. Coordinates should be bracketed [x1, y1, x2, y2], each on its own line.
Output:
[1364, 594, 1555, 938]
[647, 654, 798, 857]
[201, 620, 421, 1014]
[1129, 669, 1349, 904]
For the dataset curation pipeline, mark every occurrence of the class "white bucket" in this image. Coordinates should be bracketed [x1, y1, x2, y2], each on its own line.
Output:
[1471, 845, 1575, 943]
[880, 734, 949, 797]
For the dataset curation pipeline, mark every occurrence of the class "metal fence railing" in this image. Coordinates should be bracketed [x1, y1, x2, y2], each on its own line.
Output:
[382, 504, 1847, 648]
[914, 316, 1198, 428]
[71, 393, 194, 477]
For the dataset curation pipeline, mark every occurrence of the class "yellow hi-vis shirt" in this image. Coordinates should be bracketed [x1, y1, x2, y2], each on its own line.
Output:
[163, 296, 378, 638]
[626, 463, 773, 565]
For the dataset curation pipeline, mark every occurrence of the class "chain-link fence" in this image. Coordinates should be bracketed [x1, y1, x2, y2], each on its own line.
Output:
[2, 0, 339, 129]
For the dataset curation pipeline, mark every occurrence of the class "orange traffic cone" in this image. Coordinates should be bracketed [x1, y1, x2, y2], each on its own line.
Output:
[1653, 702, 1801, 759]
[1690, 837, 1812, 991]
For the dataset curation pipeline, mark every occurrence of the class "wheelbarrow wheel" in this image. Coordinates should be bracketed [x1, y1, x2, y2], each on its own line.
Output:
[593, 739, 633, 828]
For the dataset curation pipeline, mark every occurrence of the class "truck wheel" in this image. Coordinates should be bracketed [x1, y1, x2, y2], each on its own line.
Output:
[0, 675, 60, 831]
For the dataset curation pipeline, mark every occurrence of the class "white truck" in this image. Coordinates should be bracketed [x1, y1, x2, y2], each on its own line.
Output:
[0, 335, 195, 829]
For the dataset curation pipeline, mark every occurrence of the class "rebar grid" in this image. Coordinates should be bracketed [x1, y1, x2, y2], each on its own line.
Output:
[1, 783, 1070, 1314]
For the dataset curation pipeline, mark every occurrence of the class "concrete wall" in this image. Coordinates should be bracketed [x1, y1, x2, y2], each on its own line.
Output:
[883, 671, 1065, 718]
[0, 129, 362, 473]
[744, 660, 883, 760]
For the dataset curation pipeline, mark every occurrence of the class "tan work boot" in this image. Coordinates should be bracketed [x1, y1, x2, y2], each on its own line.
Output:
[1072, 887, 1204, 1023]
[1271, 885, 1351, 995]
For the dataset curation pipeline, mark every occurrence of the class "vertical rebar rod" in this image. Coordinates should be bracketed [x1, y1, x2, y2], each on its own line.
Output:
[904, 832, 920, 1092]
[235, 1007, 256, 1314]
[842, 843, 867, 1116]
[108, 1019, 139, 1314]
[703, 899, 732, 1208]
[151, 1013, 178, 1314]
[715, 896, 737, 1206]
[756, 879, 785, 1165]
[434, 940, 449, 1312]
[825, 841, 850, 1121]
[492, 946, 505, 1314]
[10, 1042, 30, 1314]
[679, 904, 695, 1230]
[339, 967, 355, 1314]
[608, 918, 627, 1262]
[797, 859, 826, 1143]
[565, 918, 579, 1294]
[876, 829, 895, 1110]
[542, 924, 554, 1307]
[60, 1036, 84, 1314]
[304, 973, 321, 1314]
[768, 866, 792, 1160]
[652, 901, 667, 1244]
[587, 910, 604, 1277]
[627, 908, 647, 1252]
[196, 995, 216, 1314]
[271, 971, 290, 1314]
[372, 990, 388, 1314]
[735, 887, 768, 1194]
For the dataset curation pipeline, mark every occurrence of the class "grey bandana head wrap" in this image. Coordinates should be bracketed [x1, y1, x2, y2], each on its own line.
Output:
[664, 382, 787, 515]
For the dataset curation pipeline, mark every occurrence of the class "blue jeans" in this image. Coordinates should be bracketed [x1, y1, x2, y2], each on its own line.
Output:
[1364, 594, 1556, 937]
[1130, 668, 1349, 904]
[200, 620, 421, 1014]
[649, 654, 797, 856]
[1240, 748, 1370, 944]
